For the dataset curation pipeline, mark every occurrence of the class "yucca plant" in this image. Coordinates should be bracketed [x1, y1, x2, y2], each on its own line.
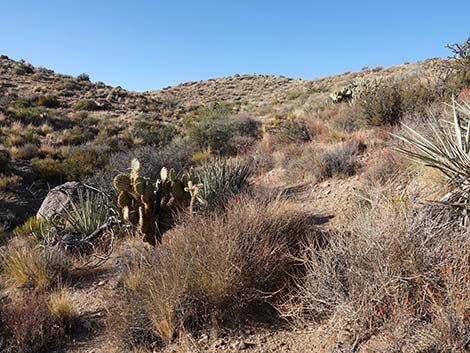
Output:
[56, 188, 110, 246]
[196, 158, 251, 209]
[394, 99, 470, 224]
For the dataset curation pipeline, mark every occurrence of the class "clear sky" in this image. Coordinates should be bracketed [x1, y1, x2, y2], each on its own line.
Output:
[1, 1, 469, 92]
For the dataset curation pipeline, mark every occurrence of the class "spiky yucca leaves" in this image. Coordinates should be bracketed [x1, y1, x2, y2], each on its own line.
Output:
[395, 99, 470, 224]
[196, 158, 251, 209]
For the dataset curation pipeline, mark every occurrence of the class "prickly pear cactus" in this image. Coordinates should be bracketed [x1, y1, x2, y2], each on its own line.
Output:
[331, 78, 382, 104]
[113, 158, 199, 245]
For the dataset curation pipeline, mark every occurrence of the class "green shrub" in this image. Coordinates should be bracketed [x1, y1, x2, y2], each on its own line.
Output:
[76, 73, 90, 82]
[11, 107, 43, 122]
[60, 146, 109, 181]
[357, 83, 402, 126]
[31, 157, 64, 183]
[61, 126, 96, 145]
[269, 116, 311, 145]
[73, 99, 99, 111]
[0, 175, 22, 191]
[13, 216, 50, 239]
[38, 95, 60, 108]
[14, 63, 34, 75]
[131, 121, 177, 146]
[188, 103, 261, 155]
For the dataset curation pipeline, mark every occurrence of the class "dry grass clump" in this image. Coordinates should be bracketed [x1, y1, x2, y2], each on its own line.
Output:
[0, 291, 74, 353]
[298, 188, 470, 351]
[362, 149, 410, 186]
[47, 286, 77, 324]
[283, 140, 364, 183]
[0, 240, 71, 290]
[112, 196, 315, 349]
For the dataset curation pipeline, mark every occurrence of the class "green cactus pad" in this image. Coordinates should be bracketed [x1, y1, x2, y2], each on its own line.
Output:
[170, 180, 185, 202]
[118, 191, 133, 208]
[114, 174, 131, 192]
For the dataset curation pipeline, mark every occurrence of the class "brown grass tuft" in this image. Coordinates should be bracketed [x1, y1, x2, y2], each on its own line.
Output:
[112, 196, 316, 349]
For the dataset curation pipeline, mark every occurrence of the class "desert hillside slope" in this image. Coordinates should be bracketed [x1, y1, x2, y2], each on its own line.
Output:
[1, 50, 469, 353]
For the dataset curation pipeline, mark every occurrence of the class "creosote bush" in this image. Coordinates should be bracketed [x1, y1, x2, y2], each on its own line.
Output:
[113, 196, 315, 348]
[187, 103, 261, 155]
[284, 140, 364, 182]
[298, 188, 470, 351]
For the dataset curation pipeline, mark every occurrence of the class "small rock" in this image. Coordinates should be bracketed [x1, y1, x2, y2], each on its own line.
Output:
[212, 338, 225, 348]
[198, 334, 209, 345]
[231, 340, 247, 350]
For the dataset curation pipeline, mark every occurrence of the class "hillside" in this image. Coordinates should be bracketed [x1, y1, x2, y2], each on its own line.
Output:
[1, 52, 469, 353]
[0, 55, 447, 230]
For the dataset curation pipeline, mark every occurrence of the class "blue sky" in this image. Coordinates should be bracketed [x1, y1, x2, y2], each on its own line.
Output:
[1, 1, 469, 91]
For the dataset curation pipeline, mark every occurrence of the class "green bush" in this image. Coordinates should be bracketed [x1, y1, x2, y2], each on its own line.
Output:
[61, 126, 96, 145]
[187, 103, 261, 155]
[269, 116, 311, 145]
[14, 63, 34, 75]
[11, 107, 43, 122]
[73, 99, 99, 111]
[60, 146, 109, 181]
[357, 83, 402, 126]
[76, 73, 90, 82]
[31, 157, 64, 183]
[38, 95, 60, 108]
[131, 121, 177, 146]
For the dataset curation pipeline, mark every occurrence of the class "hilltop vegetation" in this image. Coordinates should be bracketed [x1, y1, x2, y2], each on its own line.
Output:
[1, 37, 470, 352]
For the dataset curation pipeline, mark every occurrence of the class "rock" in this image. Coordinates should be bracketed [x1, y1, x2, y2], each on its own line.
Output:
[37, 181, 89, 220]
[231, 340, 247, 350]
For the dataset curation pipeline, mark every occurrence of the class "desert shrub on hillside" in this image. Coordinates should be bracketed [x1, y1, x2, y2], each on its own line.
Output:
[37, 95, 60, 108]
[187, 103, 261, 155]
[268, 115, 312, 146]
[130, 120, 178, 146]
[298, 190, 470, 351]
[113, 196, 314, 348]
[9, 143, 39, 160]
[61, 126, 96, 145]
[76, 73, 90, 82]
[73, 99, 99, 111]
[31, 157, 65, 183]
[357, 82, 402, 126]
[329, 105, 365, 133]
[284, 140, 364, 182]
[14, 62, 34, 75]
[10, 106, 43, 122]
[60, 145, 109, 181]
[362, 150, 409, 186]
